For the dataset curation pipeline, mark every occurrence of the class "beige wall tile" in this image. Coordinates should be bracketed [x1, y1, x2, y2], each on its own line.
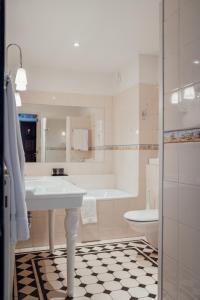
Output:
[163, 217, 178, 260]
[163, 255, 178, 299]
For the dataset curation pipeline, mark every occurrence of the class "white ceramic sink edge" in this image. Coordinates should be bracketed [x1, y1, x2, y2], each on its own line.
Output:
[25, 176, 86, 199]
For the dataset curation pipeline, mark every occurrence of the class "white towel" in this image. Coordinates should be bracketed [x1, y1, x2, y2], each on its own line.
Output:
[4, 76, 29, 244]
[72, 129, 88, 151]
[81, 196, 97, 224]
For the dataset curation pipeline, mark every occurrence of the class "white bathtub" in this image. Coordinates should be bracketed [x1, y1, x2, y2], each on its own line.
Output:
[77, 188, 138, 242]
[86, 189, 134, 200]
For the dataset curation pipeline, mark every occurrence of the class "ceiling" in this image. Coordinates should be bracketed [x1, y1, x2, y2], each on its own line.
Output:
[6, 0, 159, 73]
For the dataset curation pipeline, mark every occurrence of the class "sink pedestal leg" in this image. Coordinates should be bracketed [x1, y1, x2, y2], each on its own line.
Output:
[48, 210, 55, 253]
[65, 208, 79, 298]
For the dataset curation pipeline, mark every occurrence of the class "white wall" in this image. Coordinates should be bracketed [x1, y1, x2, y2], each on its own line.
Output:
[112, 54, 158, 195]
[113, 56, 139, 93]
[139, 54, 159, 85]
[113, 86, 139, 195]
[24, 66, 116, 95]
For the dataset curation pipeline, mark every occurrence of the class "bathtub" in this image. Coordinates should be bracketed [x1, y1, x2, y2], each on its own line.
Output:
[76, 188, 139, 243]
[17, 176, 140, 249]
[86, 189, 134, 200]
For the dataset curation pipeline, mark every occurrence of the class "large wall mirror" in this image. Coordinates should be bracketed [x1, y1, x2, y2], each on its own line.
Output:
[17, 104, 105, 163]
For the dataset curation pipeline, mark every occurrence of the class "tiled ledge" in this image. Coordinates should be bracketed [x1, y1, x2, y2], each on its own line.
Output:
[164, 128, 200, 144]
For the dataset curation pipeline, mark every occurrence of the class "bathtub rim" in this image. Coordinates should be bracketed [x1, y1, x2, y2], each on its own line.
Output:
[85, 188, 137, 200]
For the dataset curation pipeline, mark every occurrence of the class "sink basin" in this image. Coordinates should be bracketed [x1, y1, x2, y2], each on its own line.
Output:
[25, 176, 86, 210]
[24, 176, 86, 298]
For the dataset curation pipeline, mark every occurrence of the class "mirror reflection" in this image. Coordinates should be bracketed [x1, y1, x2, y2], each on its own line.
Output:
[17, 104, 104, 163]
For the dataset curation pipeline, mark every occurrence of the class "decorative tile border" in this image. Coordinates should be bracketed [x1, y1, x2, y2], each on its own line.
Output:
[90, 144, 159, 151]
[139, 144, 159, 151]
[164, 128, 200, 144]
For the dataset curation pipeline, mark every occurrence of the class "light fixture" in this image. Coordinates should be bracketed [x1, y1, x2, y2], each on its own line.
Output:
[183, 86, 195, 100]
[6, 43, 28, 91]
[61, 131, 66, 136]
[171, 91, 179, 104]
[73, 41, 80, 48]
[15, 68, 27, 91]
[193, 60, 200, 65]
[15, 92, 22, 107]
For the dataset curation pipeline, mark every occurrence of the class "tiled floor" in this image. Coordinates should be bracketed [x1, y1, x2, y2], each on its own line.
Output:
[14, 238, 158, 300]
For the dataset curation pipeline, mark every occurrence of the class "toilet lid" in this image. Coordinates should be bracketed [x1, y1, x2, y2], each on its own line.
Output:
[124, 209, 158, 222]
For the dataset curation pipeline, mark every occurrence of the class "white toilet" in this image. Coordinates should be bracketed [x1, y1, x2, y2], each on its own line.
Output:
[124, 158, 159, 248]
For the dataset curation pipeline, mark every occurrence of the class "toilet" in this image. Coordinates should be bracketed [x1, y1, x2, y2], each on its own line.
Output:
[124, 158, 159, 248]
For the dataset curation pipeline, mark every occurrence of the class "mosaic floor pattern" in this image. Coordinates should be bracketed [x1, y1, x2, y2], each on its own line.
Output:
[14, 239, 158, 300]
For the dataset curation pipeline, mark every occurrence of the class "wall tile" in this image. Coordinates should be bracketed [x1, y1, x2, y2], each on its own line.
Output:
[178, 143, 200, 186]
[163, 217, 178, 260]
[180, 39, 200, 87]
[114, 151, 139, 195]
[179, 223, 200, 279]
[178, 265, 200, 300]
[54, 215, 65, 234]
[163, 181, 178, 220]
[164, 12, 179, 57]
[163, 291, 176, 300]
[164, 0, 179, 20]
[164, 94, 183, 131]
[81, 223, 100, 242]
[163, 1, 200, 299]
[179, 100, 200, 130]
[139, 84, 159, 115]
[113, 85, 139, 145]
[179, 184, 200, 230]
[164, 144, 179, 182]
[180, 0, 200, 46]
[165, 85, 200, 131]
[164, 54, 179, 93]
[98, 200, 114, 229]
[163, 255, 178, 299]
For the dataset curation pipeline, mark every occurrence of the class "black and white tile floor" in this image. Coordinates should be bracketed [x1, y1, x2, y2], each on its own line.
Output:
[14, 238, 158, 300]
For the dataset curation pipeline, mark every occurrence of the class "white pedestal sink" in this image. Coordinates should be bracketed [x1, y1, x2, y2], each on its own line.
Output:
[25, 176, 85, 298]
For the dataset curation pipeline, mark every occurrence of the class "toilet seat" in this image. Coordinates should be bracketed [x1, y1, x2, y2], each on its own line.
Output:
[124, 209, 158, 222]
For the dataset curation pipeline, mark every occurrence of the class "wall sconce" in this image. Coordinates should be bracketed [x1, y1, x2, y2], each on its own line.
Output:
[6, 43, 27, 91]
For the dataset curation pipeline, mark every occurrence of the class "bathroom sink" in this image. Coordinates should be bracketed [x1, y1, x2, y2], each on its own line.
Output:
[24, 176, 86, 297]
[25, 176, 86, 210]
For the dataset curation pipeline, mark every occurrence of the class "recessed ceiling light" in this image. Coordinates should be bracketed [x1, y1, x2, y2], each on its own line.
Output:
[74, 42, 80, 48]
[193, 60, 200, 65]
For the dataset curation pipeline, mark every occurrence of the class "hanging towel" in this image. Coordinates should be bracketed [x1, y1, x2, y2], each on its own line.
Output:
[81, 196, 97, 224]
[72, 129, 88, 151]
[4, 76, 29, 245]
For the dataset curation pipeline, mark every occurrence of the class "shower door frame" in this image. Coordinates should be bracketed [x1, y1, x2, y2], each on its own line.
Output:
[0, 0, 5, 299]
[158, 1, 164, 299]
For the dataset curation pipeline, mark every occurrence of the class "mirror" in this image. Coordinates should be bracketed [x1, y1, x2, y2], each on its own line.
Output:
[17, 104, 105, 163]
